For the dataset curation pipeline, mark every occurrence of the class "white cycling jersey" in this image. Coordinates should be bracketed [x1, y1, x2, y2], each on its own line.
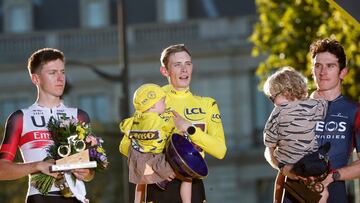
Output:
[0, 102, 89, 196]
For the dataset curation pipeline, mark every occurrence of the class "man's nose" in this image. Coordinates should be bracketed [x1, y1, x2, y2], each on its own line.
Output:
[319, 67, 328, 75]
[180, 64, 187, 72]
[57, 73, 65, 81]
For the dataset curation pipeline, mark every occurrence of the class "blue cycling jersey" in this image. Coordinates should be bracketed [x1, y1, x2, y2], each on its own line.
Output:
[315, 95, 360, 203]
[315, 95, 360, 169]
[284, 95, 360, 203]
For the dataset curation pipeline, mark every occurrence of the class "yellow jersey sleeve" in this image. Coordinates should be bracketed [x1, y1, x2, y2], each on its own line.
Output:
[118, 117, 133, 157]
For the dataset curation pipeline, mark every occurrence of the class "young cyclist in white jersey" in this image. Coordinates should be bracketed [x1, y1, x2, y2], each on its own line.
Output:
[0, 48, 94, 203]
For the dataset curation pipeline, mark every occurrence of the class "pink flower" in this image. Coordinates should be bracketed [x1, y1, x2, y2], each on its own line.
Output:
[86, 135, 98, 146]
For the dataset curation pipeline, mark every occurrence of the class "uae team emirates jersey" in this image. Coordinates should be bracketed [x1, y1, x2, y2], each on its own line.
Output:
[0, 102, 89, 196]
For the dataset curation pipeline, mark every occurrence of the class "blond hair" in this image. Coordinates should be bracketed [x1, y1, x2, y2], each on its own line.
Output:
[160, 44, 191, 69]
[263, 66, 308, 101]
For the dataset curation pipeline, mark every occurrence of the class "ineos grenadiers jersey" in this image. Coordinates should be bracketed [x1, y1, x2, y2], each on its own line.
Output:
[315, 95, 360, 202]
[0, 102, 89, 197]
[315, 95, 360, 168]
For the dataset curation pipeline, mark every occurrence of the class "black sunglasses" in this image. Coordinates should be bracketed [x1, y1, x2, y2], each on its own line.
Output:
[268, 91, 282, 103]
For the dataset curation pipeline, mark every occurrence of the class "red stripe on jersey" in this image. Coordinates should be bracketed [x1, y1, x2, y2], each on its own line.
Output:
[0, 110, 23, 161]
[30, 140, 53, 149]
[19, 131, 52, 147]
[0, 144, 16, 160]
[355, 106, 360, 136]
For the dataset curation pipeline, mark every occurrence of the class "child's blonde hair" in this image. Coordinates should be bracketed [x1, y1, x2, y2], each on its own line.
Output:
[263, 66, 308, 101]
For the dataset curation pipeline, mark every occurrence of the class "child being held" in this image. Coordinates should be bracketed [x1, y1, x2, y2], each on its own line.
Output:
[263, 67, 329, 203]
[119, 83, 191, 203]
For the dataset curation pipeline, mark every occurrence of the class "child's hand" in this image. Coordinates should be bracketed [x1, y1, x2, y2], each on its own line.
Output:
[281, 164, 299, 180]
[321, 172, 334, 187]
[166, 173, 176, 182]
[319, 187, 329, 203]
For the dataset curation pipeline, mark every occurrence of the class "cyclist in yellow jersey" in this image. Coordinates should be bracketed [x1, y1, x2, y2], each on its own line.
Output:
[119, 44, 226, 202]
[149, 44, 226, 203]
[119, 83, 192, 203]
[119, 48, 226, 160]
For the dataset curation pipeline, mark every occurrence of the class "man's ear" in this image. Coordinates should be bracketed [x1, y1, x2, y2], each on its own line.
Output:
[160, 66, 169, 77]
[30, 74, 39, 85]
[339, 67, 348, 80]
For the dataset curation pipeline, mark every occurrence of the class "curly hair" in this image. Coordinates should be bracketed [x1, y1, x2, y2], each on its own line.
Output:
[310, 38, 346, 70]
[263, 66, 308, 101]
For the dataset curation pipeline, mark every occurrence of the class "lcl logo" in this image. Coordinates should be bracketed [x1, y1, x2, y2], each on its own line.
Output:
[184, 108, 206, 121]
[185, 108, 206, 115]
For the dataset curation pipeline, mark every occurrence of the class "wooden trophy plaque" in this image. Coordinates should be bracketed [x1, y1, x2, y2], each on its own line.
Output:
[51, 149, 97, 172]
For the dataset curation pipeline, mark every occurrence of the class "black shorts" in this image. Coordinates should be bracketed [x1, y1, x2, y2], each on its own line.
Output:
[145, 178, 206, 203]
[26, 192, 81, 203]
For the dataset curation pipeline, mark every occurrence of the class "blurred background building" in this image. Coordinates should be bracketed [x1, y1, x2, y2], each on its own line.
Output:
[2, 0, 355, 202]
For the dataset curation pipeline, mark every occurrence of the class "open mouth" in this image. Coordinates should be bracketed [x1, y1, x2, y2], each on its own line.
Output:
[179, 76, 189, 80]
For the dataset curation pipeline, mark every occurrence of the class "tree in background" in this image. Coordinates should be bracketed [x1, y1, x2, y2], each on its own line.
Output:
[250, 0, 360, 100]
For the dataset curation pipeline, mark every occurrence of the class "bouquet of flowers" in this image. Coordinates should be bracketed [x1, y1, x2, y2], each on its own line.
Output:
[31, 117, 108, 196]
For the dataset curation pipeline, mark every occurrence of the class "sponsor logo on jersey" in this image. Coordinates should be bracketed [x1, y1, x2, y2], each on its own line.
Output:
[315, 121, 347, 140]
[160, 109, 173, 122]
[31, 116, 46, 127]
[21, 131, 52, 143]
[56, 112, 70, 120]
[33, 131, 52, 140]
[211, 113, 222, 123]
[129, 130, 159, 140]
[315, 134, 346, 140]
[19, 131, 53, 148]
[32, 110, 44, 115]
[184, 107, 206, 121]
[315, 121, 347, 132]
[31, 113, 71, 127]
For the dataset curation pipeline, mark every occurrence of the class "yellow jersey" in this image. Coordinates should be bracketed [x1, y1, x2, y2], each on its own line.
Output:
[119, 85, 227, 159]
[163, 85, 226, 159]
[119, 112, 174, 154]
